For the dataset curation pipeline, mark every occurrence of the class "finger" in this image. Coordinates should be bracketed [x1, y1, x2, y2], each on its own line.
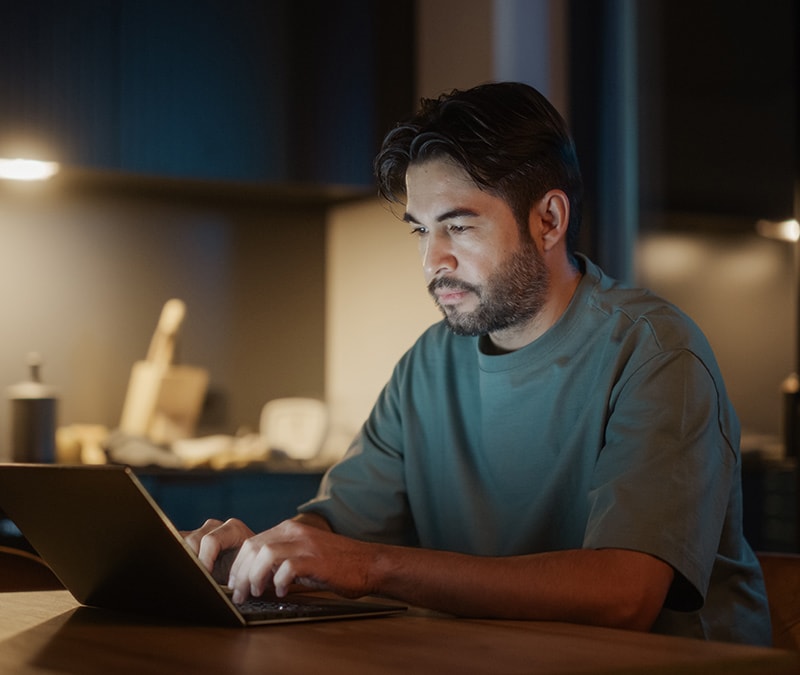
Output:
[182, 518, 224, 554]
[228, 522, 284, 588]
[197, 518, 253, 572]
[247, 545, 276, 599]
[228, 521, 325, 602]
[210, 546, 240, 585]
[229, 537, 269, 604]
[273, 558, 300, 597]
[228, 535, 256, 586]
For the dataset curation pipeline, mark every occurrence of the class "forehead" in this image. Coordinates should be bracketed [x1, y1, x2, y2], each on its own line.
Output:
[406, 156, 474, 188]
[404, 158, 488, 215]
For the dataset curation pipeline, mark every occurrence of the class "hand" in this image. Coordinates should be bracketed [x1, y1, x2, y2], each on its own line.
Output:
[227, 519, 378, 604]
[181, 518, 255, 578]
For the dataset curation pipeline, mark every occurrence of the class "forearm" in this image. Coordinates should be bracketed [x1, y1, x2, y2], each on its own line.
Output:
[368, 545, 673, 632]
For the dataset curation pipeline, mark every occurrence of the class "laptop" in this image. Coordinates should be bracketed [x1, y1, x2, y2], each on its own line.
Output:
[0, 463, 405, 626]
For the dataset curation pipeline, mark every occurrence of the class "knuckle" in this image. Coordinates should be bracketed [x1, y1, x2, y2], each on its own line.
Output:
[240, 536, 260, 556]
[275, 519, 294, 533]
[281, 518, 307, 538]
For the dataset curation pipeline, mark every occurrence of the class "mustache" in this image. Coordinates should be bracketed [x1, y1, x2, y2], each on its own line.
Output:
[428, 277, 480, 296]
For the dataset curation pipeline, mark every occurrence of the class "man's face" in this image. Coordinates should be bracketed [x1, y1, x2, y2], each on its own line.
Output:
[404, 158, 549, 337]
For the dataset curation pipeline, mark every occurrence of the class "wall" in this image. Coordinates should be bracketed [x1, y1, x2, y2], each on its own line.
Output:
[324, 199, 440, 450]
[0, 177, 327, 459]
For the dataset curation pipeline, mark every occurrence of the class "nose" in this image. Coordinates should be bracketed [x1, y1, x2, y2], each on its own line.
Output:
[421, 230, 456, 279]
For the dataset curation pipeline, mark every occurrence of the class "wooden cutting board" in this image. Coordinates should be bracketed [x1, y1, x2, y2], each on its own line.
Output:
[119, 299, 208, 444]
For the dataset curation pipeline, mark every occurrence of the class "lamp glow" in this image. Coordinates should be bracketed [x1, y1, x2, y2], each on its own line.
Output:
[0, 158, 60, 181]
[756, 218, 800, 243]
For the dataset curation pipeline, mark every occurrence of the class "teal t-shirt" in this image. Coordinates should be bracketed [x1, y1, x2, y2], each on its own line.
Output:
[299, 255, 771, 645]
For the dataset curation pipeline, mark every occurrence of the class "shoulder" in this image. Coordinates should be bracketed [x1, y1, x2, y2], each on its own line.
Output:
[578, 256, 710, 355]
[577, 257, 739, 445]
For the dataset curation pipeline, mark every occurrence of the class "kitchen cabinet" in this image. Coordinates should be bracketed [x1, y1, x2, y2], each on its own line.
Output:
[741, 455, 797, 553]
[0, 0, 414, 187]
[569, 0, 796, 241]
[637, 0, 797, 224]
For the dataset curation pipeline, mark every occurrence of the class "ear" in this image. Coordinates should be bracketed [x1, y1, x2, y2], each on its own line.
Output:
[529, 190, 570, 252]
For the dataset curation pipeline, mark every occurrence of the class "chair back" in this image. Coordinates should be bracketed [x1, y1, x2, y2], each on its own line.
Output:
[757, 552, 800, 650]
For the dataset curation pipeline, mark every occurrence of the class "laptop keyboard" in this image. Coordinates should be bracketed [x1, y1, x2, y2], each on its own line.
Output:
[236, 598, 346, 620]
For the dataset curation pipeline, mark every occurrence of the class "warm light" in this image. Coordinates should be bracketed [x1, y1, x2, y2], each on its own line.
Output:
[756, 218, 800, 243]
[0, 158, 60, 181]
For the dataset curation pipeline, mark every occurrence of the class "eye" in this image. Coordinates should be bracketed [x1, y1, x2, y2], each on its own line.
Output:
[409, 225, 428, 236]
[448, 224, 470, 234]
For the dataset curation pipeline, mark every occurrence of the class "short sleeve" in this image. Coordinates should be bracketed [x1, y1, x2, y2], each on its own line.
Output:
[583, 349, 738, 611]
[297, 372, 418, 546]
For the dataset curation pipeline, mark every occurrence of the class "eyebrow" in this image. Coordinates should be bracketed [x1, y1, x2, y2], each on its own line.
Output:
[402, 208, 480, 224]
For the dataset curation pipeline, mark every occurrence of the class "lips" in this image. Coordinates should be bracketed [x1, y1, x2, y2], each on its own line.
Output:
[429, 278, 478, 307]
[435, 289, 470, 305]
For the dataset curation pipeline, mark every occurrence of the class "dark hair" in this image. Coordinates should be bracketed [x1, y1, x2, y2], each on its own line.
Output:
[374, 81, 583, 254]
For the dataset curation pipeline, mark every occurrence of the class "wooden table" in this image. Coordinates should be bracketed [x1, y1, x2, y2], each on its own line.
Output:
[0, 591, 797, 674]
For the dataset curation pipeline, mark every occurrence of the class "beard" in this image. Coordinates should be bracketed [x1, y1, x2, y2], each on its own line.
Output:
[428, 238, 550, 336]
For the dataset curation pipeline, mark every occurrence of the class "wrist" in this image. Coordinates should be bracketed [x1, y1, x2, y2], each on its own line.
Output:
[293, 511, 332, 532]
[366, 542, 404, 597]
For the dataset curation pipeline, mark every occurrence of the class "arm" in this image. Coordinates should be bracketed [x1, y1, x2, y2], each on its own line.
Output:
[198, 516, 673, 632]
[370, 541, 674, 631]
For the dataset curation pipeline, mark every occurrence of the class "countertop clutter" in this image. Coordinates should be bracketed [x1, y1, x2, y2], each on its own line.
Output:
[39, 299, 334, 472]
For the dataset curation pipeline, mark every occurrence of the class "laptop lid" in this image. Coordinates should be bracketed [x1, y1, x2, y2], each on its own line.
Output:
[0, 463, 404, 625]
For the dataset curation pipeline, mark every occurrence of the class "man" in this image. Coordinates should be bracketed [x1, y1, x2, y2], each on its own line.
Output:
[186, 82, 771, 644]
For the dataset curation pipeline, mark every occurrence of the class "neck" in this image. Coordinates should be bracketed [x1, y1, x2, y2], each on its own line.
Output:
[488, 257, 582, 353]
